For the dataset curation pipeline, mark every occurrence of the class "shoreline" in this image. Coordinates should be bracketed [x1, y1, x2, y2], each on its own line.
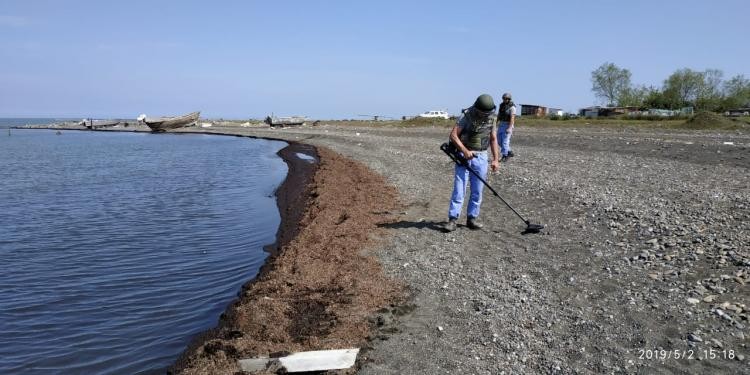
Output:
[169, 144, 406, 374]
[16, 126, 407, 374]
[169, 139, 325, 374]
[16, 124, 749, 374]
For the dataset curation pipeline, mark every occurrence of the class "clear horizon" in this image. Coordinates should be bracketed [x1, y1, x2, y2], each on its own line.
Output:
[1, 0, 748, 119]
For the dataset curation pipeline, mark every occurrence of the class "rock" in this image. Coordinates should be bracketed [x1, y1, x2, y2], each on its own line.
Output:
[728, 304, 743, 314]
[737, 354, 745, 361]
[688, 333, 702, 342]
[703, 295, 718, 303]
[687, 298, 700, 305]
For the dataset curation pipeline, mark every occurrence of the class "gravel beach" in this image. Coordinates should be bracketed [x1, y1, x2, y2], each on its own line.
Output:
[181, 123, 748, 374]
[26, 122, 749, 374]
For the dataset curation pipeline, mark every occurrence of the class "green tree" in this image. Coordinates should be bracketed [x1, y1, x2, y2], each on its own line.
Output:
[618, 85, 650, 107]
[722, 75, 750, 109]
[695, 69, 724, 111]
[591, 62, 632, 106]
[662, 68, 705, 109]
[661, 68, 725, 110]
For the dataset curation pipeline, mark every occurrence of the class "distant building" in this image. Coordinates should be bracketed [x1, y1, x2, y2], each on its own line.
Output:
[520, 104, 547, 117]
[548, 108, 564, 117]
[725, 108, 750, 117]
[578, 106, 641, 117]
[579, 106, 598, 117]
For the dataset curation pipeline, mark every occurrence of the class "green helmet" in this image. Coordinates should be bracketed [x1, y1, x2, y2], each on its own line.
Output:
[473, 94, 496, 112]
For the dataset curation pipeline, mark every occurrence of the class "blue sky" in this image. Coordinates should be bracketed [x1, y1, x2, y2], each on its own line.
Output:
[1, 0, 748, 119]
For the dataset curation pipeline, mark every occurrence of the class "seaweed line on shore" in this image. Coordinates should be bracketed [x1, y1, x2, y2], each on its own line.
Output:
[169, 142, 407, 374]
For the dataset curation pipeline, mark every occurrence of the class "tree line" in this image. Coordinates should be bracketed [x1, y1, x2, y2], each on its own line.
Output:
[591, 63, 750, 112]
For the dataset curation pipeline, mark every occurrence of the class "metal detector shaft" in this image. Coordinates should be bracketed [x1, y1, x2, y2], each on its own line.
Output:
[461, 158, 531, 225]
[440, 143, 530, 225]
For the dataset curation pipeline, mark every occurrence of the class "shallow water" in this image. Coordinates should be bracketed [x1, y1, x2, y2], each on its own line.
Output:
[0, 130, 288, 374]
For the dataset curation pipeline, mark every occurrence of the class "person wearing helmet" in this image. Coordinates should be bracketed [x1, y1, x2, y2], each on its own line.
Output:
[496, 93, 516, 162]
[442, 94, 501, 232]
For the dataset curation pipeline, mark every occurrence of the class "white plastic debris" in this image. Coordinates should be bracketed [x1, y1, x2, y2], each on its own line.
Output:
[239, 348, 359, 373]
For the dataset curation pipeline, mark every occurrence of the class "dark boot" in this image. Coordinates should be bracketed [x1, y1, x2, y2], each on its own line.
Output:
[442, 218, 457, 232]
[508, 150, 515, 158]
[467, 216, 483, 230]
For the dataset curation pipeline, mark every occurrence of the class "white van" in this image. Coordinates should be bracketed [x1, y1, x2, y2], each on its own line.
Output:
[418, 110, 450, 119]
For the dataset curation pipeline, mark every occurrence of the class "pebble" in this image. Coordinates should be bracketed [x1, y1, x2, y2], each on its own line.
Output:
[688, 333, 702, 342]
[687, 298, 700, 305]
[710, 338, 723, 348]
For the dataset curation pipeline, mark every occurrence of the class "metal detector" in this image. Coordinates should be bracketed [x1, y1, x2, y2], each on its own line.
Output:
[440, 142, 545, 234]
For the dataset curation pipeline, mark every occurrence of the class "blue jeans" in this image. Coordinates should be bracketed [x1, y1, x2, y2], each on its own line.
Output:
[497, 121, 512, 156]
[448, 152, 488, 219]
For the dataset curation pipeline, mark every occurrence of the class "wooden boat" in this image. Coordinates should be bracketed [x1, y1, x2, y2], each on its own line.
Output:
[80, 119, 121, 130]
[137, 111, 200, 132]
[264, 115, 307, 127]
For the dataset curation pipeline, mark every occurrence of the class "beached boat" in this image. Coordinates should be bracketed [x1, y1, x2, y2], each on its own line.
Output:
[264, 115, 307, 127]
[137, 111, 200, 132]
[80, 119, 121, 130]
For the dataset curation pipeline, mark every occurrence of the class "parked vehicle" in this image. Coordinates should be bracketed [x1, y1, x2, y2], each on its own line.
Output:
[418, 110, 450, 119]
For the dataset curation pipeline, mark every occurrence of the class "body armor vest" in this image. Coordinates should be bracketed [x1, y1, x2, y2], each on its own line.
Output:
[459, 108, 496, 151]
[498, 101, 515, 122]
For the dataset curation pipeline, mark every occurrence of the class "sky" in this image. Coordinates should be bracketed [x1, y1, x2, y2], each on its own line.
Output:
[1, 0, 748, 119]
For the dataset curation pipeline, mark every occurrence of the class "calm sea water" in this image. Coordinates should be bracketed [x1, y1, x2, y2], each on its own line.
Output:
[0, 129, 289, 374]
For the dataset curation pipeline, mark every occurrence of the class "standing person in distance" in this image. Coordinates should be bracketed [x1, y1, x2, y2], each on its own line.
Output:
[497, 93, 516, 162]
[442, 94, 501, 233]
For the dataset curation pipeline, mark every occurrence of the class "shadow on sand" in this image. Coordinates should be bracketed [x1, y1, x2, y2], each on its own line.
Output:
[378, 220, 445, 232]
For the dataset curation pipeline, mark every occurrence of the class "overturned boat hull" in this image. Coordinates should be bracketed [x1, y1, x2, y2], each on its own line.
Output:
[140, 111, 200, 132]
[81, 120, 121, 130]
[264, 116, 307, 127]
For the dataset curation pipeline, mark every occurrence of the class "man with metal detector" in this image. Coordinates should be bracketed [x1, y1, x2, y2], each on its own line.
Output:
[497, 92, 516, 162]
[441, 94, 501, 232]
[440, 95, 546, 234]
